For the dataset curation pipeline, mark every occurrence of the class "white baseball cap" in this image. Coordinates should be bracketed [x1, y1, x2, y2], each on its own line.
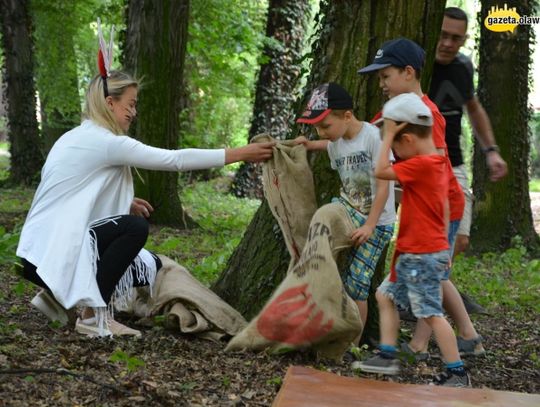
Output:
[381, 93, 433, 126]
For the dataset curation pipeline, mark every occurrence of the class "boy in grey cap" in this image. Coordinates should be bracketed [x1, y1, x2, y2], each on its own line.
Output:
[356, 93, 470, 388]
[359, 36, 484, 361]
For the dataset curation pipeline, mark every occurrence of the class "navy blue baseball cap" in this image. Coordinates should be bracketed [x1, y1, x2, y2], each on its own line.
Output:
[357, 38, 426, 74]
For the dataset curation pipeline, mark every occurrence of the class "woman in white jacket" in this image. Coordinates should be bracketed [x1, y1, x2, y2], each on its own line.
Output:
[16, 70, 274, 337]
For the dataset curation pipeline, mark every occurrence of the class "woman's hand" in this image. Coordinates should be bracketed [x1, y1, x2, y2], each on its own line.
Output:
[225, 142, 275, 164]
[130, 197, 153, 218]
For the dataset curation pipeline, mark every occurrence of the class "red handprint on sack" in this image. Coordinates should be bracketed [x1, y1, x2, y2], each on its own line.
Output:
[257, 284, 334, 345]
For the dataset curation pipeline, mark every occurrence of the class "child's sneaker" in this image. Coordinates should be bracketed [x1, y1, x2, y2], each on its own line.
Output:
[399, 342, 429, 362]
[343, 347, 359, 364]
[75, 317, 141, 338]
[457, 335, 486, 357]
[352, 354, 400, 375]
[430, 371, 471, 388]
[31, 289, 70, 326]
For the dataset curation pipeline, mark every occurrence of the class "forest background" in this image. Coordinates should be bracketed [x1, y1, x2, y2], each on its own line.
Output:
[0, 0, 539, 405]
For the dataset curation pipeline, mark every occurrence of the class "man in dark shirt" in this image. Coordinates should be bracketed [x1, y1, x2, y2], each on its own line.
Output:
[429, 7, 507, 257]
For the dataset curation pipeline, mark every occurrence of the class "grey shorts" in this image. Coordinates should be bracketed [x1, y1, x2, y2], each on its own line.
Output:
[452, 164, 473, 236]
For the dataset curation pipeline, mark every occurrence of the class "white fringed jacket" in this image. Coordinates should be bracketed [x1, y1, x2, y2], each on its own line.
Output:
[17, 120, 225, 309]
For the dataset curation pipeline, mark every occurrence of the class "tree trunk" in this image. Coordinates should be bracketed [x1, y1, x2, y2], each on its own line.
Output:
[214, 0, 446, 336]
[32, 0, 81, 154]
[0, 0, 44, 185]
[231, 0, 311, 199]
[123, 0, 195, 227]
[471, 0, 539, 252]
[0, 74, 7, 142]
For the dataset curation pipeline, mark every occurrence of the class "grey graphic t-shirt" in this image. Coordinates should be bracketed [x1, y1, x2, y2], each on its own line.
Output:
[327, 122, 396, 226]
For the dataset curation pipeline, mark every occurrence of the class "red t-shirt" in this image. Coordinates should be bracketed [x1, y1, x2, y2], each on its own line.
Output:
[389, 155, 450, 281]
[421, 96, 464, 221]
[371, 96, 465, 221]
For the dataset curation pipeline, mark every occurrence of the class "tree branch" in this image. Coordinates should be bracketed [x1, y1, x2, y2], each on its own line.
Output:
[0, 368, 130, 395]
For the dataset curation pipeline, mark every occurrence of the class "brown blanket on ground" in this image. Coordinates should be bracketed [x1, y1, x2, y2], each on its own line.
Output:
[119, 255, 247, 341]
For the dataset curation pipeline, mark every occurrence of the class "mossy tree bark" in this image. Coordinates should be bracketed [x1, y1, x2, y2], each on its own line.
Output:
[231, 0, 311, 199]
[471, 0, 539, 252]
[0, 0, 44, 185]
[214, 0, 446, 339]
[123, 0, 196, 227]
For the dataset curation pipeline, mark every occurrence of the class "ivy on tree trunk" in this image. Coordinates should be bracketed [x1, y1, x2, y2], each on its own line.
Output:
[0, 0, 44, 185]
[471, 0, 539, 252]
[231, 0, 311, 199]
[214, 0, 446, 342]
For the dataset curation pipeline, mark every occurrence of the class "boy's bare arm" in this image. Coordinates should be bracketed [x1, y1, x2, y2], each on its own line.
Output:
[444, 198, 450, 236]
[374, 119, 405, 180]
[293, 136, 329, 151]
[351, 178, 389, 246]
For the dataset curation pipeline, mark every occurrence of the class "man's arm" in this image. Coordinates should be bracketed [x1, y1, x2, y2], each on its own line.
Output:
[466, 96, 508, 181]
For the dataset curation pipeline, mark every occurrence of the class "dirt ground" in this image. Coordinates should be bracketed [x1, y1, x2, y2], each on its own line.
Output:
[0, 198, 539, 406]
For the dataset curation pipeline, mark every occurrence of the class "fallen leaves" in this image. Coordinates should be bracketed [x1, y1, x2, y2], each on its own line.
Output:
[1, 260, 539, 405]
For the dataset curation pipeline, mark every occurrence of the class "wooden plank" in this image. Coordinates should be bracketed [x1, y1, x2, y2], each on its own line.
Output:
[273, 366, 540, 407]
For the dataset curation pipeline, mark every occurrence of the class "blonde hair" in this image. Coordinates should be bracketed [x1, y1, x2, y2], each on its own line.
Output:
[83, 70, 138, 135]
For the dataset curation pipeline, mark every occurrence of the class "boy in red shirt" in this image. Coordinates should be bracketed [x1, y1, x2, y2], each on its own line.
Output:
[358, 38, 483, 359]
[356, 93, 470, 387]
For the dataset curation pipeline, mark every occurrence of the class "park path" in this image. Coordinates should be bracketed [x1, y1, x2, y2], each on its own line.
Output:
[531, 192, 540, 233]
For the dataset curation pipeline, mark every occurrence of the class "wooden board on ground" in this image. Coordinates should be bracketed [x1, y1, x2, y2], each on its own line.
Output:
[273, 366, 540, 407]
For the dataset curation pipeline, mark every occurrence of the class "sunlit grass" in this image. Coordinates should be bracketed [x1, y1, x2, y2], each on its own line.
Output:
[145, 178, 260, 285]
[1, 172, 538, 308]
[451, 236, 540, 316]
[530, 178, 540, 192]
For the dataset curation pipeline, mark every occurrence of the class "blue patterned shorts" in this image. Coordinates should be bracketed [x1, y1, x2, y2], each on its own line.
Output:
[378, 250, 450, 318]
[335, 198, 394, 301]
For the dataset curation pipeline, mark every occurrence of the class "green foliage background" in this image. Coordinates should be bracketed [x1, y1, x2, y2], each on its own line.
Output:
[182, 0, 268, 150]
[10, 0, 268, 158]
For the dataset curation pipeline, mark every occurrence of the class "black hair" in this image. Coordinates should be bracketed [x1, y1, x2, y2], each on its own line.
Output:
[330, 109, 353, 118]
[444, 7, 468, 29]
[396, 66, 422, 80]
[395, 123, 431, 142]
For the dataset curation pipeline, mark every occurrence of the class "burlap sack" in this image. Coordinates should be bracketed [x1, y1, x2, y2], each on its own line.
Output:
[120, 255, 247, 341]
[226, 177, 363, 359]
[252, 134, 318, 261]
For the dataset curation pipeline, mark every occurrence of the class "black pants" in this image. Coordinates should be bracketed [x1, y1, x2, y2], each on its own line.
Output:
[22, 215, 162, 304]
